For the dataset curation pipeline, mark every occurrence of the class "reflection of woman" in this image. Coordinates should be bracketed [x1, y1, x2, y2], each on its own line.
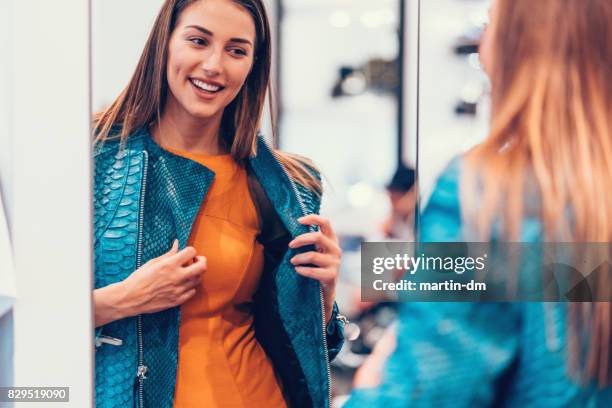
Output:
[347, 0, 612, 406]
[92, 1, 344, 407]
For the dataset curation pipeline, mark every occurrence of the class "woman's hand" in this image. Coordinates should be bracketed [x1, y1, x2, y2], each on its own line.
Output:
[94, 240, 206, 327]
[288, 215, 341, 323]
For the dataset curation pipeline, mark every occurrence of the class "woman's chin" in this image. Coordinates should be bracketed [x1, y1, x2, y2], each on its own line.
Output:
[185, 107, 223, 122]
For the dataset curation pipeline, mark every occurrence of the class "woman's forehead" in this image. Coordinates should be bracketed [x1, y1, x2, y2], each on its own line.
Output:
[177, 0, 256, 42]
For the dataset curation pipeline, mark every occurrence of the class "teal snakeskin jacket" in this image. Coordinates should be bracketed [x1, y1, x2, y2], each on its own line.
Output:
[93, 128, 344, 408]
[346, 158, 612, 407]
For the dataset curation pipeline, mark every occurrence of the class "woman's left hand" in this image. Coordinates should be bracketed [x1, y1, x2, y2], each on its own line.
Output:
[289, 214, 341, 323]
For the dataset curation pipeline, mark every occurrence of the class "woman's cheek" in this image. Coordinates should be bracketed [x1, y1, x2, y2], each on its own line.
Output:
[229, 73, 251, 100]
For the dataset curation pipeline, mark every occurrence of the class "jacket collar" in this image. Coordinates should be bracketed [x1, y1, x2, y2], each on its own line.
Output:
[136, 127, 315, 240]
[248, 136, 314, 239]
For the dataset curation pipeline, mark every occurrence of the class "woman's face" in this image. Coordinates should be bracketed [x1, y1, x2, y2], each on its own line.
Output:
[479, 0, 498, 77]
[165, 0, 256, 123]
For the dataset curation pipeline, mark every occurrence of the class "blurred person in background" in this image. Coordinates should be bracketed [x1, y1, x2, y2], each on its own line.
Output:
[350, 165, 415, 312]
[346, 0, 612, 406]
[381, 164, 417, 241]
[91, 0, 344, 407]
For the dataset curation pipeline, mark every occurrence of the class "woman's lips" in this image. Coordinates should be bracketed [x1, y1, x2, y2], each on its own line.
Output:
[189, 78, 225, 100]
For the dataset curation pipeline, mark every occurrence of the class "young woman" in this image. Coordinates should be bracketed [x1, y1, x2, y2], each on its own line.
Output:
[91, 1, 345, 407]
[347, 0, 612, 406]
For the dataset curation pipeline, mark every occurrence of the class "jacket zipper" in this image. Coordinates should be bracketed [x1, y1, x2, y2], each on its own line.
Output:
[263, 141, 333, 408]
[136, 151, 149, 408]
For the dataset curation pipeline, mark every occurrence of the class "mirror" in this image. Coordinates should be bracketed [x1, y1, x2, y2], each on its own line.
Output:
[417, 0, 490, 205]
[91, 0, 407, 405]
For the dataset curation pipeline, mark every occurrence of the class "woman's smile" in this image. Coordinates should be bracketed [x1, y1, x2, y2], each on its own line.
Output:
[165, 0, 256, 123]
[189, 77, 225, 99]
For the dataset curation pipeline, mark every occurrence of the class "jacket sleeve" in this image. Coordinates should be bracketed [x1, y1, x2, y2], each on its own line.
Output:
[345, 158, 520, 407]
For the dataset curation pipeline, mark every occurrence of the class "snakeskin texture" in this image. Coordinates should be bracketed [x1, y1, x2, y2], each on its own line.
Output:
[94, 135, 145, 408]
[345, 158, 612, 407]
[250, 137, 332, 408]
[94, 130, 344, 408]
[140, 136, 214, 408]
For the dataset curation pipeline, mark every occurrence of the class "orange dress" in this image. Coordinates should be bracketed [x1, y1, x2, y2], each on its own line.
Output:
[170, 149, 287, 408]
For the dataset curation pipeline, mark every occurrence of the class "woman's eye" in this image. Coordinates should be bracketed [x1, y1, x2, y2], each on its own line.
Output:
[229, 48, 248, 57]
[189, 37, 207, 46]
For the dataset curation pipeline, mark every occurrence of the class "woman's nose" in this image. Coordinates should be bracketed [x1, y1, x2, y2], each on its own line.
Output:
[201, 47, 222, 77]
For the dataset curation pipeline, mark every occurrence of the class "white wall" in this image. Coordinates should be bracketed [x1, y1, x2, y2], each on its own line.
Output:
[7, 0, 93, 406]
[92, 0, 165, 112]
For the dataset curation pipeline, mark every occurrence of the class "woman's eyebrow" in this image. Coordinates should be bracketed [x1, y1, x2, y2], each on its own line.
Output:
[185, 24, 253, 46]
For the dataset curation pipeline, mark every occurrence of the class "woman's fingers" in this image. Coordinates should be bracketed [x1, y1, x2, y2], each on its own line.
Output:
[291, 251, 338, 284]
[179, 256, 206, 283]
[289, 231, 341, 255]
[294, 266, 336, 283]
[169, 246, 197, 265]
[290, 251, 336, 268]
[298, 214, 338, 242]
[176, 288, 197, 305]
[183, 255, 207, 273]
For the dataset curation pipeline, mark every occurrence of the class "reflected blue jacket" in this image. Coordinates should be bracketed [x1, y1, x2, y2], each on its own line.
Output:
[93, 128, 344, 408]
[346, 158, 612, 407]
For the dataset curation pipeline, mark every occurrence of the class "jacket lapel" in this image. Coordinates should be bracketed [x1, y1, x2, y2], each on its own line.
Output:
[142, 131, 215, 249]
[248, 135, 313, 238]
[248, 135, 328, 408]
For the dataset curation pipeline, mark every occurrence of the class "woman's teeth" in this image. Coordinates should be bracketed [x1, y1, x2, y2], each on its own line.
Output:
[191, 79, 222, 93]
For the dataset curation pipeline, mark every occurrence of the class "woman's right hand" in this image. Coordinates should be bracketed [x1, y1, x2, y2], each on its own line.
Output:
[94, 240, 206, 327]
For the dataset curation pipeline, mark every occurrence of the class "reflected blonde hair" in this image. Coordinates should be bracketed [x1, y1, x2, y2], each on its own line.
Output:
[465, 0, 612, 385]
[93, 0, 321, 195]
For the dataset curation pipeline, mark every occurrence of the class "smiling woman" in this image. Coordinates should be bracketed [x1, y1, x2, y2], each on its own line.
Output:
[91, 1, 345, 408]
[159, 0, 256, 150]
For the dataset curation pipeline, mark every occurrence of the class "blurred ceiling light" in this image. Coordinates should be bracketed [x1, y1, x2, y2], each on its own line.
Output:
[461, 81, 485, 104]
[348, 182, 375, 208]
[329, 10, 351, 28]
[341, 72, 367, 96]
[360, 9, 395, 29]
[468, 52, 482, 70]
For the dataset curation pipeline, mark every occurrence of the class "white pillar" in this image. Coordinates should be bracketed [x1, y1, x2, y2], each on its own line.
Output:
[10, 0, 93, 406]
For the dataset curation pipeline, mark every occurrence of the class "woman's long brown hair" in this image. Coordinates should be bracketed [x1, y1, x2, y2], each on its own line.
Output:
[93, 0, 321, 194]
[465, 0, 612, 385]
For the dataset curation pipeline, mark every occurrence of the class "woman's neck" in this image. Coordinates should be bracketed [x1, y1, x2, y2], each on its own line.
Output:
[152, 100, 228, 155]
